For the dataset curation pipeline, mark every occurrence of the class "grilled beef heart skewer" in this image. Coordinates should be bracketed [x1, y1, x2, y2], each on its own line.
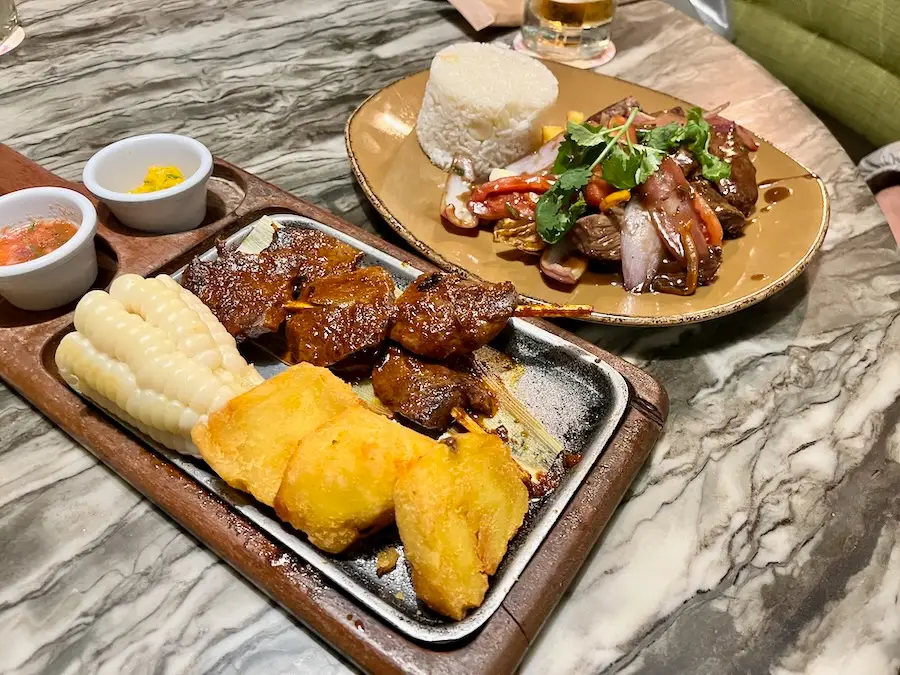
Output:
[285, 266, 395, 367]
[372, 346, 496, 430]
[182, 228, 362, 340]
[389, 272, 590, 359]
[389, 273, 519, 360]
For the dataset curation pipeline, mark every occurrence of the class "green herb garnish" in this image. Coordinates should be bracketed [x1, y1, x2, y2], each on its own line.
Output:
[536, 106, 734, 244]
[640, 107, 732, 182]
[538, 108, 655, 243]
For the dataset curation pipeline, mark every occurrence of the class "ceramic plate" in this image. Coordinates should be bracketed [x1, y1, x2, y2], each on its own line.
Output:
[346, 63, 830, 326]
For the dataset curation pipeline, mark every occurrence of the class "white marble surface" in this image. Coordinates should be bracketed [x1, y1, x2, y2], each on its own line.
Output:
[2, 0, 900, 673]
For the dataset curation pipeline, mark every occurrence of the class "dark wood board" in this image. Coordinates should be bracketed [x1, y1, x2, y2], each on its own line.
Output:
[0, 143, 668, 675]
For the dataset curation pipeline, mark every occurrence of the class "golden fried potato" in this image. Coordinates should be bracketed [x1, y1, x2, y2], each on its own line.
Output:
[274, 405, 440, 554]
[394, 431, 529, 620]
[192, 363, 359, 506]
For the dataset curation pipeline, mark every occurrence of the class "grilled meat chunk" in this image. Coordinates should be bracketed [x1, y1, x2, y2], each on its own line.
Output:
[690, 179, 747, 237]
[587, 96, 647, 126]
[181, 227, 363, 340]
[372, 346, 497, 430]
[286, 267, 395, 368]
[708, 122, 758, 216]
[671, 147, 699, 177]
[182, 242, 296, 339]
[266, 227, 363, 290]
[571, 208, 624, 261]
[390, 273, 519, 359]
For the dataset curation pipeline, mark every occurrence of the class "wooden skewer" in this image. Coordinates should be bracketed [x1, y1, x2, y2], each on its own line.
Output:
[514, 303, 593, 318]
[282, 300, 314, 311]
[451, 407, 486, 434]
[288, 297, 592, 320]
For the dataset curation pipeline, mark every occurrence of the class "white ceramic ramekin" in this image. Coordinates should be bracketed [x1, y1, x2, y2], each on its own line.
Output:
[82, 133, 213, 234]
[0, 187, 99, 311]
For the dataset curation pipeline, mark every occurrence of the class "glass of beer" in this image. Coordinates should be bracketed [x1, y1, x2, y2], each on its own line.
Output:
[0, 0, 24, 56]
[522, 0, 615, 62]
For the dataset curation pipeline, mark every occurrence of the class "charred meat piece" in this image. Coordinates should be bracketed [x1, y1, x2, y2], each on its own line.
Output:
[390, 273, 519, 359]
[182, 242, 295, 339]
[690, 179, 747, 237]
[181, 227, 363, 340]
[372, 346, 497, 431]
[571, 208, 624, 261]
[705, 113, 760, 152]
[265, 227, 363, 290]
[286, 267, 395, 367]
[671, 148, 699, 177]
[586, 96, 655, 127]
[708, 122, 758, 216]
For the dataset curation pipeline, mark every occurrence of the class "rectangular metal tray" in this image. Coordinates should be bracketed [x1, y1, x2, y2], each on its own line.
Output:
[0, 146, 666, 673]
[137, 213, 630, 643]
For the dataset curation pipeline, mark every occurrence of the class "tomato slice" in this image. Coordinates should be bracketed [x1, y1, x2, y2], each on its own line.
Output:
[469, 175, 554, 203]
[609, 114, 638, 144]
[584, 175, 614, 208]
[469, 192, 539, 221]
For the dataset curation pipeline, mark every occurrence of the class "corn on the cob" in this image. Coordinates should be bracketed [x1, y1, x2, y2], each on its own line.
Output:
[55, 274, 263, 456]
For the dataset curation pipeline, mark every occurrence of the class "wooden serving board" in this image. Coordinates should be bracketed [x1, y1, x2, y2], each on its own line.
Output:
[0, 144, 668, 675]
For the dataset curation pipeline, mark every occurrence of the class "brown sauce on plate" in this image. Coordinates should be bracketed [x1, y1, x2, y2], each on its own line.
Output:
[764, 186, 792, 204]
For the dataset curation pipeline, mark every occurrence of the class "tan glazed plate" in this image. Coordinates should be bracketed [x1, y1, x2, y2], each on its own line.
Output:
[346, 62, 830, 326]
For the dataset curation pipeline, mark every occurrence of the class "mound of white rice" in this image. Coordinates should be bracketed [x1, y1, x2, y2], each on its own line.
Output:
[416, 43, 558, 179]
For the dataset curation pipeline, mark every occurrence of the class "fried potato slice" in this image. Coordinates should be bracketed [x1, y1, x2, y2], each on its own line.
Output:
[394, 431, 529, 620]
[274, 405, 441, 554]
[192, 363, 359, 506]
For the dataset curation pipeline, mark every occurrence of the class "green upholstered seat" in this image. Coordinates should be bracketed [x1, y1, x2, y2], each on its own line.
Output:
[733, 0, 900, 148]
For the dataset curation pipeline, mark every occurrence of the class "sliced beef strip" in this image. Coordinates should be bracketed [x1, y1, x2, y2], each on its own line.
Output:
[709, 123, 758, 216]
[571, 207, 624, 261]
[690, 179, 747, 237]
[671, 148, 699, 177]
[372, 346, 497, 431]
[587, 97, 654, 127]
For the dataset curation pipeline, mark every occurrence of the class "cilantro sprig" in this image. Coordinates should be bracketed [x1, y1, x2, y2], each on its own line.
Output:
[639, 107, 732, 182]
[537, 108, 660, 244]
[535, 106, 733, 244]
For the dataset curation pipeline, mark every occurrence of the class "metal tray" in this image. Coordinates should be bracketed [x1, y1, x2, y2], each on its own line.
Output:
[123, 213, 629, 643]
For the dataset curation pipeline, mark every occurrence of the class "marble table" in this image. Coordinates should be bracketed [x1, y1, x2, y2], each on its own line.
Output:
[2, 1, 899, 673]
